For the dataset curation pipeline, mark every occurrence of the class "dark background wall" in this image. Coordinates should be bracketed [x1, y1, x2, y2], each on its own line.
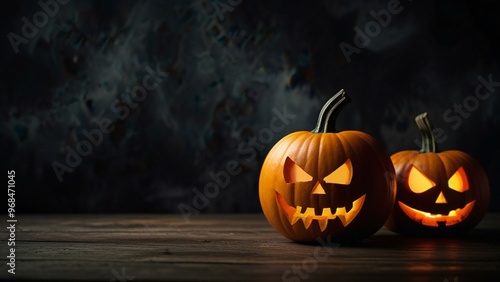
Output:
[1, 0, 499, 213]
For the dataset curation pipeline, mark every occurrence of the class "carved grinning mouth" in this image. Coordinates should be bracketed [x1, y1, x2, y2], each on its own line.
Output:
[276, 191, 366, 231]
[398, 200, 475, 227]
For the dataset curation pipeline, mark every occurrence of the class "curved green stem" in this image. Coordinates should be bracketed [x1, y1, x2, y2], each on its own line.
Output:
[415, 112, 436, 153]
[312, 89, 350, 133]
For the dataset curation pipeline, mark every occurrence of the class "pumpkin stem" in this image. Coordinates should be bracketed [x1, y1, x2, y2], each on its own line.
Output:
[415, 112, 436, 153]
[312, 89, 350, 133]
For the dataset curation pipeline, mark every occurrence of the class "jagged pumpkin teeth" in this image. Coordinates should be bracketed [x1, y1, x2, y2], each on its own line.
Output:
[277, 192, 365, 229]
[398, 200, 475, 227]
[386, 112, 490, 236]
[259, 90, 395, 243]
[318, 218, 329, 232]
[322, 208, 334, 218]
[302, 217, 314, 229]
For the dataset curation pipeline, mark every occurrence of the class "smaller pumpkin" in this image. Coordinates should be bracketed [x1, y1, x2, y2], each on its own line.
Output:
[259, 90, 396, 243]
[385, 113, 490, 236]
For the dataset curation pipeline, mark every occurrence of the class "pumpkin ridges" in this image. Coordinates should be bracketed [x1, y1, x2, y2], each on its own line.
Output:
[334, 132, 370, 226]
[259, 131, 293, 240]
[348, 130, 396, 180]
[316, 133, 346, 239]
[391, 150, 418, 167]
[437, 151, 464, 176]
[439, 151, 490, 218]
[414, 153, 447, 188]
[279, 132, 313, 239]
[368, 134, 397, 205]
[293, 133, 317, 239]
[261, 129, 395, 242]
[328, 131, 393, 239]
[260, 90, 396, 243]
[391, 151, 417, 179]
[338, 131, 396, 229]
[386, 113, 490, 236]
[313, 134, 324, 231]
[259, 132, 300, 239]
[440, 153, 475, 208]
[389, 149, 490, 235]
[282, 133, 323, 240]
[330, 132, 365, 237]
[321, 133, 347, 231]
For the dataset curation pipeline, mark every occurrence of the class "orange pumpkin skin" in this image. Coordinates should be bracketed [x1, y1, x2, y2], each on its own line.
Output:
[259, 90, 396, 243]
[385, 114, 490, 236]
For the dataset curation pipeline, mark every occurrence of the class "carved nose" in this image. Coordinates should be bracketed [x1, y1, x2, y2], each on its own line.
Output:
[311, 181, 326, 194]
[435, 192, 447, 204]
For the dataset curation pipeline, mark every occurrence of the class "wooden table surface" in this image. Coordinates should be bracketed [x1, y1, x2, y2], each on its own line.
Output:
[1, 213, 500, 281]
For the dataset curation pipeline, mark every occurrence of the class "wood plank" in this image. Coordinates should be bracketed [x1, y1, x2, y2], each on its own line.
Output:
[1, 213, 499, 281]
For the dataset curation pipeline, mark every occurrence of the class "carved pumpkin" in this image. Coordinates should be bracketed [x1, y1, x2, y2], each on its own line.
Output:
[259, 90, 396, 243]
[385, 113, 490, 236]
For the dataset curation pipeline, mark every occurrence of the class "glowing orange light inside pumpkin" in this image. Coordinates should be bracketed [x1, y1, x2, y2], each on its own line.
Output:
[435, 192, 447, 204]
[284, 157, 313, 183]
[398, 200, 475, 227]
[278, 158, 362, 231]
[277, 192, 366, 231]
[448, 167, 469, 192]
[408, 166, 436, 193]
[311, 181, 326, 194]
[323, 159, 353, 185]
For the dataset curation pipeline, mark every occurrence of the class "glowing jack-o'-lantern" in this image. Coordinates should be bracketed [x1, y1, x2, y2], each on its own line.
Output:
[385, 113, 490, 236]
[259, 90, 396, 243]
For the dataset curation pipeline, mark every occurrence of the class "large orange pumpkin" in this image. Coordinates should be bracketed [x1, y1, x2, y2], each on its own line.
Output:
[259, 90, 396, 243]
[385, 113, 490, 236]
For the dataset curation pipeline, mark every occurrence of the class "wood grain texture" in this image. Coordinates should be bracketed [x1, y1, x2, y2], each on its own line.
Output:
[1, 213, 500, 281]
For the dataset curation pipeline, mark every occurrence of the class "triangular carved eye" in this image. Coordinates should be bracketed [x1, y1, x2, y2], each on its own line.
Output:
[284, 157, 313, 184]
[323, 159, 353, 185]
[448, 167, 469, 192]
[408, 166, 436, 193]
